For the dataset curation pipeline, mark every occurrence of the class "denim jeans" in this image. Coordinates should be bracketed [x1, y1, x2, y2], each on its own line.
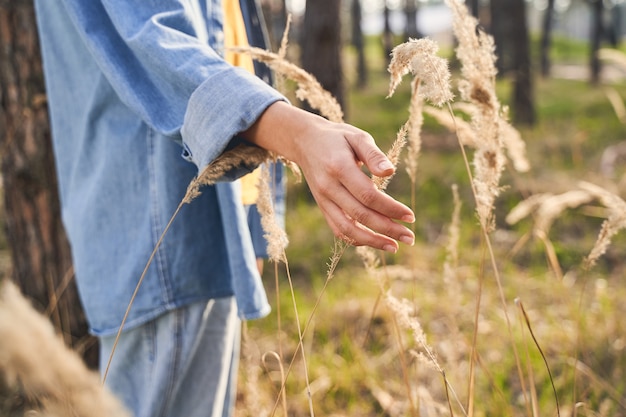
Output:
[99, 297, 240, 417]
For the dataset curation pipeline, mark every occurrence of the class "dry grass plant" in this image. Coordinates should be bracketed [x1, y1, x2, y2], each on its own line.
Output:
[386, 37, 453, 218]
[446, 0, 505, 233]
[505, 181, 626, 270]
[0, 281, 130, 417]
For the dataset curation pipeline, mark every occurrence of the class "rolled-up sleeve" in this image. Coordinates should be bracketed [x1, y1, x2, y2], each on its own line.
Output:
[181, 67, 283, 171]
[58, 0, 285, 172]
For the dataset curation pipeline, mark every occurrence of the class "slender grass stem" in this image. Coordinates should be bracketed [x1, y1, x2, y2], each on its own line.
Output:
[516, 298, 561, 417]
[102, 201, 184, 384]
[282, 256, 314, 417]
[270, 241, 347, 417]
[446, 101, 529, 415]
[467, 243, 485, 417]
[389, 310, 418, 416]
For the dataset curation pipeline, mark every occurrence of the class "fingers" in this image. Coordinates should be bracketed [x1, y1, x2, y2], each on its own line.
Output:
[318, 193, 414, 252]
[312, 169, 415, 252]
[341, 164, 415, 223]
[321, 136, 414, 224]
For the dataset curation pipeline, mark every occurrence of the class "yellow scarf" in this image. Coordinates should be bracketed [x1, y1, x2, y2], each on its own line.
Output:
[223, 0, 260, 205]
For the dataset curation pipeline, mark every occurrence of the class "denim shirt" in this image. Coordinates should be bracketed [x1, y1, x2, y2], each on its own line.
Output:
[34, 0, 284, 336]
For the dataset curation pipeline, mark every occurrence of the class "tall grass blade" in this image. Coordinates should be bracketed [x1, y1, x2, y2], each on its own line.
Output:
[516, 298, 561, 417]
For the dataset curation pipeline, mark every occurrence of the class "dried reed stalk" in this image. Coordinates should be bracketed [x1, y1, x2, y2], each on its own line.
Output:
[578, 181, 626, 268]
[184, 144, 272, 203]
[0, 281, 130, 417]
[443, 3, 532, 413]
[373, 123, 408, 190]
[505, 181, 626, 268]
[443, 184, 462, 302]
[387, 38, 453, 107]
[515, 298, 561, 417]
[272, 13, 292, 95]
[230, 46, 343, 123]
[386, 38, 453, 188]
[506, 190, 594, 236]
[424, 105, 478, 148]
[506, 189, 595, 278]
[452, 102, 530, 173]
[446, 0, 507, 232]
[256, 163, 289, 263]
[383, 292, 440, 373]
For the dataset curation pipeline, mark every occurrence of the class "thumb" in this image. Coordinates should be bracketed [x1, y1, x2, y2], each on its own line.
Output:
[348, 131, 395, 177]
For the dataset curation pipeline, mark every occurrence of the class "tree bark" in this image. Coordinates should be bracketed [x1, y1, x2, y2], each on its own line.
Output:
[540, 0, 555, 77]
[487, 0, 535, 125]
[404, 0, 420, 40]
[0, 1, 98, 368]
[510, 0, 535, 125]
[301, 0, 345, 113]
[351, 0, 367, 88]
[489, 1, 513, 74]
[590, 0, 604, 85]
[382, 2, 393, 67]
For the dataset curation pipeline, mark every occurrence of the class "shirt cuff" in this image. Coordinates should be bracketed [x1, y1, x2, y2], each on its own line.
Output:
[181, 66, 286, 175]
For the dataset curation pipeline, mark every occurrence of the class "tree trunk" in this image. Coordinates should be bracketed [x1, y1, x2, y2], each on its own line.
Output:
[510, 0, 535, 125]
[301, 0, 345, 114]
[351, 0, 367, 88]
[608, 6, 621, 48]
[540, 0, 555, 77]
[382, 2, 393, 67]
[260, 0, 288, 51]
[590, 0, 604, 85]
[489, 1, 513, 74]
[468, 0, 480, 18]
[0, 0, 98, 368]
[404, 0, 420, 40]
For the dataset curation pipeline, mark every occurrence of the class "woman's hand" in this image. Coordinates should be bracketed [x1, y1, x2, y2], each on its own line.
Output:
[242, 101, 415, 253]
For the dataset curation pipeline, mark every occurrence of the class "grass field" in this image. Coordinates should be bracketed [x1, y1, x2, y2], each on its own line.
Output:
[236, 32, 626, 417]
[3, 11, 626, 417]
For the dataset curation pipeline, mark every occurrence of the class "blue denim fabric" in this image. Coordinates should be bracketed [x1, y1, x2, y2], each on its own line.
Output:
[33, 0, 284, 336]
[99, 297, 240, 417]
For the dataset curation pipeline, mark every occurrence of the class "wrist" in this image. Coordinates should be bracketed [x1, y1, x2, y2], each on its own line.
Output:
[240, 101, 320, 164]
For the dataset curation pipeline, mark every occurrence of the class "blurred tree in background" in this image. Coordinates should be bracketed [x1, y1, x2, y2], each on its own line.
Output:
[590, 0, 605, 84]
[404, 0, 420, 39]
[489, 0, 536, 125]
[301, 0, 345, 113]
[351, 0, 368, 88]
[540, 0, 556, 77]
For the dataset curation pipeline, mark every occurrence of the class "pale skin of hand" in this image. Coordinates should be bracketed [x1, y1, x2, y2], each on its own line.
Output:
[242, 101, 415, 253]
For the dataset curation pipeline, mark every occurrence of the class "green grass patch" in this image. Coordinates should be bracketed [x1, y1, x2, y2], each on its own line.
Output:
[241, 33, 626, 417]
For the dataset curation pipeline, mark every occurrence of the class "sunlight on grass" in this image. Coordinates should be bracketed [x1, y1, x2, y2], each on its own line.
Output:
[244, 30, 626, 417]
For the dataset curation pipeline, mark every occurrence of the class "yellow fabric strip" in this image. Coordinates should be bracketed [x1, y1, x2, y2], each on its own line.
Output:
[223, 0, 255, 73]
[223, 0, 260, 205]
